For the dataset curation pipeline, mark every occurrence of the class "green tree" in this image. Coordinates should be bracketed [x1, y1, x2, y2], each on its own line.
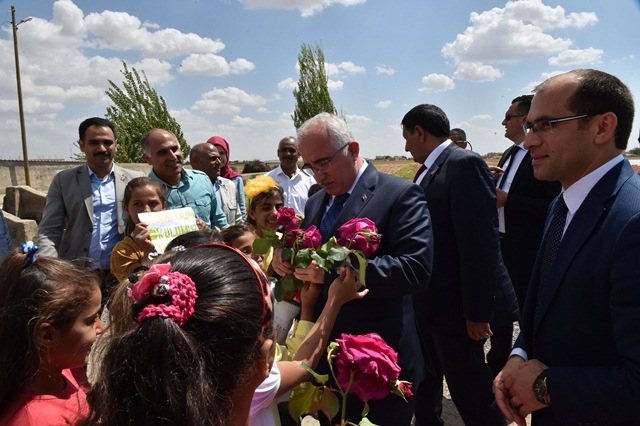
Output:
[105, 62, 188, 163]
[292, 43, 339, 129]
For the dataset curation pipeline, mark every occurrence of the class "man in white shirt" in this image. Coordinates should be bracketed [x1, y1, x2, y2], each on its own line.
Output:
[265, 136, 315, 215]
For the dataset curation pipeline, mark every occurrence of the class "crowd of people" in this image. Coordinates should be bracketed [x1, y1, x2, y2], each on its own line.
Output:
[1, 68, 640, 426]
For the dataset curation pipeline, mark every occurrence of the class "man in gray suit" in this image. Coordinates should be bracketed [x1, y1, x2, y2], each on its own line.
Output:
[37, 117, 143, 276]
[189, 142, 245, 225]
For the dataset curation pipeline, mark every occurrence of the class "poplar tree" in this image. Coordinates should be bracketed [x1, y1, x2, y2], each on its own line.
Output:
[105, 62, 188, 163]
[292, 43, 339, 129]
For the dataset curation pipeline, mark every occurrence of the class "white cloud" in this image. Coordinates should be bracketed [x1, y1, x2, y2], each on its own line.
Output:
[325, 61, 366, 78]
[375, 100, 392, 108]
[240, 0, 366, 17]
[442, 0, 599, 82]
[277, 77, 297, 90]
[471, 115, 492, 121]
[328, 79, 344, 91]
[180, 54, 255, 76]
[192, 87, 267, 115]
[418, 74, 455, 93]
[548, 48, 603, 66]
[452, 62, 503, 82]
[376, 65, 395, 75]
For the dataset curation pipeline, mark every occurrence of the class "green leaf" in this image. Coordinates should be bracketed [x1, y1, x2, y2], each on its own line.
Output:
[282, 247, 294, 262]
[358, 416, 379, 426]
[361, 401, 370, 419]
[327, 246, 350, 263]
[252, 237, 272, 255]
[273, 280, 287, 302]
[294, 248, 312, 268]
[289, 382, 323, 420]
[310, 250, 330, 271]
[319, 388, 340, 422]
[351, 250, 369, 286]
[299, 362, 330, 385]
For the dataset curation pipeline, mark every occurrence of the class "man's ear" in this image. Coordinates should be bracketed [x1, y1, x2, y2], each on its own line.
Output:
[143, 153, 152, 166]
[348, 141, 360, 158]
[593, 112, 618, 146]
[78, 139, 86, 153]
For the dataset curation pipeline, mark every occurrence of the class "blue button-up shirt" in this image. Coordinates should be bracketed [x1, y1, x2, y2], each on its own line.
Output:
[0, 209, 12, 263]
[87, 166, 119, 269]
[150, 168, 228, 229]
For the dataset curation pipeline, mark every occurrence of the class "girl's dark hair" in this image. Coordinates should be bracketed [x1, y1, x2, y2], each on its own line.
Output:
[123, 177, 166, 235]
[165, 229, 222, 251]
[220, 224, 256, 245]
[83, 245, 271, 426]
[0, 249, 100, 413]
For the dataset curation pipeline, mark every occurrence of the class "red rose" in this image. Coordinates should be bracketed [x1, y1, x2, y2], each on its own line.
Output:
[334, 333, 401, 402]
[398, 381, 413, 398]
[337, 218, 381, 257]
[277, 207, 297, 228]
[300, 226, 322, 249]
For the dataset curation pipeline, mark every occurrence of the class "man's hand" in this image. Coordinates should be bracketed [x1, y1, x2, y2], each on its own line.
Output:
[271, 248, 295, 276]
[294, 260, 325, 284]
[496, 188, 508, 208]
[465, 320, 492, 341]
[195, 218, 210, 230]
[494, 356, 527, 425]
[504, 359, 550, 419]
[489, 165, 504, 182]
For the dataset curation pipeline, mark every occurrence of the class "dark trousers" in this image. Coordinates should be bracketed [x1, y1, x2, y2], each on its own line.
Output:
[487, 322, 514, 378]
[414, 331, 506, 426]
[318, 392, 416, 426]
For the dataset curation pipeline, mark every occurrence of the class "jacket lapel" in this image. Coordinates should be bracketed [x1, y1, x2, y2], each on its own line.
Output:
[533, 160, 633, 330]
[78, 166, 94, 224]
[420, 143, 456, 191]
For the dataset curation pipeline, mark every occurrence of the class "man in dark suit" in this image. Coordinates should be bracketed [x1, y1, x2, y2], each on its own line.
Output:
[487, 95, 561, 377]
[495, 69, 640, 425]
[402, 104, 519, 426]
[272, 112, 433, 425]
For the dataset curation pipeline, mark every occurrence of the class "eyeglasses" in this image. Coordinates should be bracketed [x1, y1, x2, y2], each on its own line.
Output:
[301, 142, 350, 174]
[504, 114, 525, 121]
[523, 115, 591, 136]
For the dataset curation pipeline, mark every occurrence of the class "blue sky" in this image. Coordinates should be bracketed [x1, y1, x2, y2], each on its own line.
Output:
[1, 0, 639, 162]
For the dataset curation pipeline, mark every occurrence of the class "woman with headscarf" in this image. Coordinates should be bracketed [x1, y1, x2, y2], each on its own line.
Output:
[207, 136, 247, 221]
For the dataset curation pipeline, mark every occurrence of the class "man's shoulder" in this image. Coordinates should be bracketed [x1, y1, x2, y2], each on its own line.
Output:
[114, 164, 145, 178]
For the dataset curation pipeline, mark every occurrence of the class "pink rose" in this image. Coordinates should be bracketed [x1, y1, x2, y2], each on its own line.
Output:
[130, 263, 172, 302]
[334, 333, 401, 402]
[300, 226, 322, 249]
[277, 207, 297, 228]
[337, 218, 381, 257]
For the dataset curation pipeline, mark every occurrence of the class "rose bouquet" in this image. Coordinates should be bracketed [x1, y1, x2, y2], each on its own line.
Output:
[253, 207, 382, 302]
[288, 332, 413, 425]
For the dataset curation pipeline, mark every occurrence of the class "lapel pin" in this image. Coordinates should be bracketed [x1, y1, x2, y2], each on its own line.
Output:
[361, 194, 367, 202]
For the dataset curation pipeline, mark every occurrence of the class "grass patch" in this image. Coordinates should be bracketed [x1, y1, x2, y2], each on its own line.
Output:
[396, 163, 419, 181]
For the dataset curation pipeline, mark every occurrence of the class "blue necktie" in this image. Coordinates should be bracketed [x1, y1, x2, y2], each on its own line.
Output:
[533, 194, 568, 329]
[319, 193, 349, 241]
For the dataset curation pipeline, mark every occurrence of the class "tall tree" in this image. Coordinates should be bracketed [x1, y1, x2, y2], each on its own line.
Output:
[105, 62, 188, 163]
[292, 43, 338, 129]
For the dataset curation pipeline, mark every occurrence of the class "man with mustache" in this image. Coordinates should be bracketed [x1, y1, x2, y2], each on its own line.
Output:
[190, 142, 245, 226]
[37, 117, 144, 284]
[142, 128, 227, 230]
[264, 136, 316, 215]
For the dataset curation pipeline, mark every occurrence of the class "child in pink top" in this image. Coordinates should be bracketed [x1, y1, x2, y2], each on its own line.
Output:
[0, 244, 104, 425]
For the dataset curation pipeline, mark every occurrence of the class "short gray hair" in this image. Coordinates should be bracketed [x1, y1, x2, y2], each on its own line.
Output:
[297, 113, 352, 155]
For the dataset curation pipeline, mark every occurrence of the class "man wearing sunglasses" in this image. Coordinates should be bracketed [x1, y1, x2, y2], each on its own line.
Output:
[487, 96, 561, 379]
[494, 69, 640, 425]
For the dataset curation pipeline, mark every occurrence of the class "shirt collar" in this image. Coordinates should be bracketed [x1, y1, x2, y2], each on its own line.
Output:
[87, 164, 114, 179]
[424, 140, 452, 170]
[562, 154, 624, 216]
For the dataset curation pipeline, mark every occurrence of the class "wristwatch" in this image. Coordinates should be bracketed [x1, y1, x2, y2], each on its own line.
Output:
[532, 369, 551, 405]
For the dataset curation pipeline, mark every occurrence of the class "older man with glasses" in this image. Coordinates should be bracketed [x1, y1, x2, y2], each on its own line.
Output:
[272, 112, 434, 426]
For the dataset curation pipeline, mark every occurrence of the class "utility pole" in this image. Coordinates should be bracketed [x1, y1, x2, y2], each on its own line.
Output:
[11, 5, 32, 186]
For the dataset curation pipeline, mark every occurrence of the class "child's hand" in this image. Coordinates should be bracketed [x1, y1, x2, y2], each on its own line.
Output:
[132, 223, 155, 254]
[328, 267, 368, 307]
[300, 282, 322, 322]
[196, 219, 210, 230]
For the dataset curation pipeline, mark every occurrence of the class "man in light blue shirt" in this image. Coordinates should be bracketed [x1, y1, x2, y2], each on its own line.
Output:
[142, 129, 228, 230]
[0, 210, 12, 263]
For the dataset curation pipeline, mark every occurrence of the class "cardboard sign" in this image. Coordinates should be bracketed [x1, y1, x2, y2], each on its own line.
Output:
[138, 207, 198, 254]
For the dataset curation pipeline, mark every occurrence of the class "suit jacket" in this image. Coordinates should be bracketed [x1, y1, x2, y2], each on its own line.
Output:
[303, 164, 433, 386]
[218, 176, 244, 225]
[516, 160, 640, 425]
[498, 146, 561, 277]
[37, 164, 144, 265]
[414, 143, 519, 334]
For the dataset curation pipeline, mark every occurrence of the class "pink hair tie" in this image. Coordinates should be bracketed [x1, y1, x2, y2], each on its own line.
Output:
[129, 263, 197, 327]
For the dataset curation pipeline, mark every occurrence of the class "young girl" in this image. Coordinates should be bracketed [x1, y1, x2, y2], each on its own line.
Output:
[221, 224, 265, 270]
[110, 177, 167, 283]
[0, 245, 104, 424]
[244, 175, 284, 273]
